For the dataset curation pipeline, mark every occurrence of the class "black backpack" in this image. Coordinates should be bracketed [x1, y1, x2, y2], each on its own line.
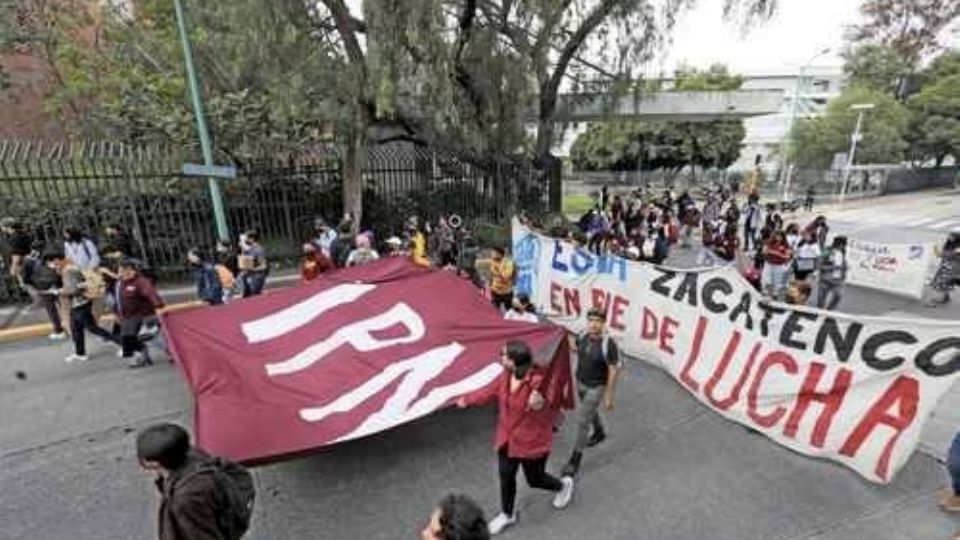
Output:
[174, 457, 256, 540]
[29, 263, 60, 291]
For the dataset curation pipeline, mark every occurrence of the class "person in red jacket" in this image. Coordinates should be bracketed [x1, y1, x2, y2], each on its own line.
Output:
[115, 258, 165, 368]
[457, 340, 574, 536]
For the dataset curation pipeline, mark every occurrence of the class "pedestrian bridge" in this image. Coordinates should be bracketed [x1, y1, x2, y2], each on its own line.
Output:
[552, 89, 784, 122]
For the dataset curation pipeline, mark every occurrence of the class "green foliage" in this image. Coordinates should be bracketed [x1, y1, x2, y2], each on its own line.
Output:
[842, 44, 912, 95]
[849, 0, 960, 65]
[570, 119, 746, 172]
[673, 63, 744, 91]
[907, 72, 960, 165]
[789, 86, 910, 168]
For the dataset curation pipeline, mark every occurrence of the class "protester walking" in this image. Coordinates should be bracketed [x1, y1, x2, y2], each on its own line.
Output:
[561, 308, 621, 478]
[817, 236, 848, 310]
[114, 259, 164, 368]
[457, 341, 574, 535]
[63, 226, 101, 271]
[301, 243, 333, 283]
[1, 217, 33, 282]
[136, 423, 256, 540]
[34, 251, 68, 340]
[50, 252, 118, 362]
[488, 246, 516, 312]
[421, 494, 489, 540]
[187, 248, 223, 306]
[238, 230, 268, 297]
[793, 233, 821, 282]
[761, 231, 793, 301]
[804, 186, 815, 212]
[504, 293, 538, 324]
[927, 232, 959, 307]
[742, 194, 763, 252]
[346, 233, 380, 267]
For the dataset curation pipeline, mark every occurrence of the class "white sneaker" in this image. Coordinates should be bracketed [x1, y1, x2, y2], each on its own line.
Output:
[116, 348, 125, 358]
[64, 354, 88, 363]
[552, 476, 575, 509]
[488, 512, 517, 535]
[49, 332, 66, 340]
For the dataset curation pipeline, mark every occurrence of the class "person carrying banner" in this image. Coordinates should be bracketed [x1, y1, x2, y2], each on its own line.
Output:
[761, 231, 793, 300]
[421, 494, 489, 540]
[50, 252, 119, 362]
[457, 340, 575, 535]
[561, 308, 621, 478]
[115, 258, 165, 368]
[504, 293, 538, 324]
[927, 232, 959, 307]
[817, 236, 848, 310]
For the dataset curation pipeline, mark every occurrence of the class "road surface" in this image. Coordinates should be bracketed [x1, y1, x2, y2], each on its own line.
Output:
[2, 190, 959, 540]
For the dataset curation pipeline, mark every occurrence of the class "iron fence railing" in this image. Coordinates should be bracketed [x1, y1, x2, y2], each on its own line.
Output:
[0, 140, 546, 303]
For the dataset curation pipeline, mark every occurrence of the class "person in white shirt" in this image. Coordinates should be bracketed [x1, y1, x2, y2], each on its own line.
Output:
[63, 227, 100, 271]
[504, 293, 538, 324]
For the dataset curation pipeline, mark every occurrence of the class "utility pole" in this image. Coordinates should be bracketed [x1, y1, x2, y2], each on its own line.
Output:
[779, 48, 831, 202]
[839, 103, 875, 206]
[174, 0, 229, 240]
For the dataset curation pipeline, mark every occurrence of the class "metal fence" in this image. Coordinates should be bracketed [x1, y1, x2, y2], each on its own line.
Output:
[0, 140, 544, 303]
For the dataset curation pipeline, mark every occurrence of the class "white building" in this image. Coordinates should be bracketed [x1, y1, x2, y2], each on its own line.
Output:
[734, 66, 846, 169]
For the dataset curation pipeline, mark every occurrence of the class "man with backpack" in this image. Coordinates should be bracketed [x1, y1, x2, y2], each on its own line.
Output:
[137, 423, 256, 540]
[561, 308, 622, 478]
[47, 252, 118, 362]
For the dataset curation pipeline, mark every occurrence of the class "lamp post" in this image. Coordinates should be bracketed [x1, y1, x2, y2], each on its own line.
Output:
[779, 47, 831, 201]
[174, 0, 229, 240]
[839, 103, 875, 206]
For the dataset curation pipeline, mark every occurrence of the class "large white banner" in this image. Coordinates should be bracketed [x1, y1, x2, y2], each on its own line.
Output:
[846, 239, 934, 299]
[513, 219, 960, 483]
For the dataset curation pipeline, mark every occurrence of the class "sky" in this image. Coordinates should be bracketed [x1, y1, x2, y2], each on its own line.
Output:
[656, 0, 862, 75]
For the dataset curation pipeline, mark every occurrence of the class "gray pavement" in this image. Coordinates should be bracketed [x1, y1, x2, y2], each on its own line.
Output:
[2, 191, 960, 540]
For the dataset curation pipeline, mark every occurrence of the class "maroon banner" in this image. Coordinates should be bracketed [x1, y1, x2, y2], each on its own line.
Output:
[163, 259, 571, 463]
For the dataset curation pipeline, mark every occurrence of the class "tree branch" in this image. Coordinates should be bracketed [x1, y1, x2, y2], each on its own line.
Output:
[319, 0, 365, 66]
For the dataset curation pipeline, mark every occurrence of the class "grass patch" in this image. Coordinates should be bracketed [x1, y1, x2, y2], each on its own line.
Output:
[563, 194, 595, 216]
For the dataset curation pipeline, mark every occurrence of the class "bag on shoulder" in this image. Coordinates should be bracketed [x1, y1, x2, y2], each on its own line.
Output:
[205, 457, 256, 540]
[81, 269, 106, 300]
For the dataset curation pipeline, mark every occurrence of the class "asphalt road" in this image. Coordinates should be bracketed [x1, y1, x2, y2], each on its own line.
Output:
[2, 190, 959, 540]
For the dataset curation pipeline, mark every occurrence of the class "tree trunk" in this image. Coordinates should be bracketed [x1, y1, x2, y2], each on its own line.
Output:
[343, 107, 366, 233]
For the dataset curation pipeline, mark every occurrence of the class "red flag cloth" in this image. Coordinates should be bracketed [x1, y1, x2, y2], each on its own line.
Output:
[162, 259, 572, 464]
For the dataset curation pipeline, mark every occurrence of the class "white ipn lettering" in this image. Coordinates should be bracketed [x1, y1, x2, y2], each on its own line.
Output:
[264, 302, 425, 376]
[299, 343, 503, 443]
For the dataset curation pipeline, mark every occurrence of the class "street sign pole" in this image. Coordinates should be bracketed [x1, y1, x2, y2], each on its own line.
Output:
[174, 0, 229, 240]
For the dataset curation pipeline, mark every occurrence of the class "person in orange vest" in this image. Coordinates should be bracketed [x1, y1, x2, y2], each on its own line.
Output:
[488, 246, 516, 312]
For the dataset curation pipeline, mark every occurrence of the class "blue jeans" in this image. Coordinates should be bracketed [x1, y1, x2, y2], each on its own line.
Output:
[950, 433, 960, 495]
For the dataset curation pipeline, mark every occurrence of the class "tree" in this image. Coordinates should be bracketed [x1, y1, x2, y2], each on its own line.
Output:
[842, 43, 912, 95]
[789, 86, 910, 168]
[673, 63, 744, 91]
[848, 0, 960, 65]
[907, 71, 960, 166]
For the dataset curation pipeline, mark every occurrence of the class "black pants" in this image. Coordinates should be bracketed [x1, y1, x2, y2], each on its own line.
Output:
[498, 446, 562, 515]
[491, 292, 513, 311]
[70, 302, 118, 356]
[114, 318, 146, 358]
[40, 294, 64, 334]
[743, 226, 756, 252]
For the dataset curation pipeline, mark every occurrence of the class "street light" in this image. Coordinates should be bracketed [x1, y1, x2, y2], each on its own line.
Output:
[779, 47, 832, 201]
[839, 103, 875, 206]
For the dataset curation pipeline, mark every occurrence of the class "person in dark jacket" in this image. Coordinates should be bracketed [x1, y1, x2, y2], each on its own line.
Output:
[187, 248, 223, 306]
[137, 424, 234, 540]
[115, 258, 164, 368]
[421, 494, 490, 540]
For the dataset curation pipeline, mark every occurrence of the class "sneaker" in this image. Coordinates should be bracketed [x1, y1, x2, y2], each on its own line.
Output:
[64, 354, 79, 363]
[116, 348, 125, 358]
[127, 352, 153, 369]
[487, 512, 517, 536]
[586, 429, 607, 448]
[939, 488, 960, 512]
[48, 332, 66, 340]
[552, 476, 575, 509]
